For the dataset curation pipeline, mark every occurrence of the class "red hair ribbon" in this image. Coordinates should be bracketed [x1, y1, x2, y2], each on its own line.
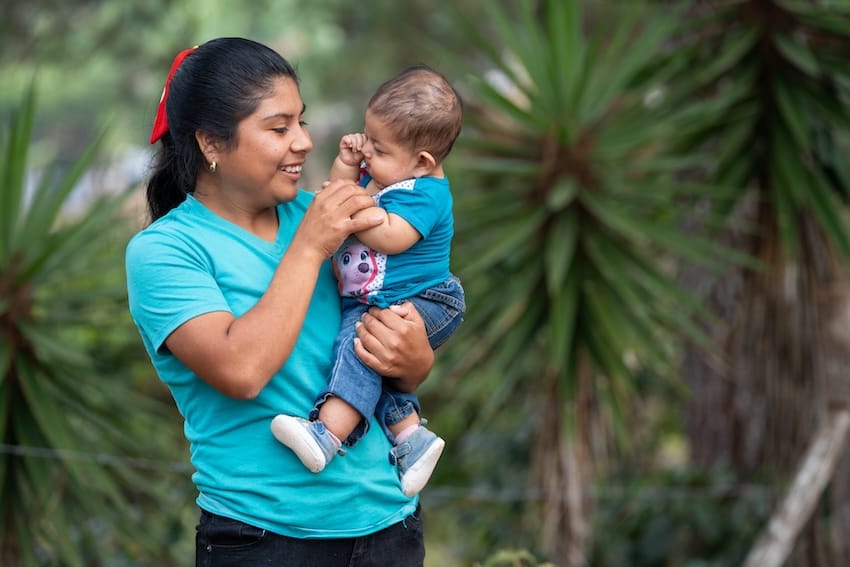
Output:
[149, 46, 199, 144]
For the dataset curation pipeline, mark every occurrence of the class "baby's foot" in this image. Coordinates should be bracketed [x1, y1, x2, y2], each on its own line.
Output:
[389, 425, 445, 497]
[271, 415, 339, 473]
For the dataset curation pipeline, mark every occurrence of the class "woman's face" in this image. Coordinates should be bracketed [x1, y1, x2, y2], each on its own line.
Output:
[217, 76, 313, 206]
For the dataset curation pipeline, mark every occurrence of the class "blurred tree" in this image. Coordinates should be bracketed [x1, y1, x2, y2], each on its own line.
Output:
[1, 0, 188, 148]
[0, 85, 189, 566]
[429, 1, 744, 564]
[0, 0, 488, 184]
[16, 1, 843, 563]
[674, 2, 850, 565]
[0, 0, 281, 161]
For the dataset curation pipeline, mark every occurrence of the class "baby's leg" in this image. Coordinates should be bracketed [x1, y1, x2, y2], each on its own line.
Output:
[319, 395, 365, 442]
[387, 411, 421, 444]
[272, 330, 378, 472]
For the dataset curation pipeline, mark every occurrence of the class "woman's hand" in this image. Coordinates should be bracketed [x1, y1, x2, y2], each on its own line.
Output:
[354, 302, 434, 392]
[294, 179, 383, 259]
[165, 180, 384, 400]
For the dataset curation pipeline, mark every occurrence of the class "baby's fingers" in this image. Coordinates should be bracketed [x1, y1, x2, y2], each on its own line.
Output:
[349, 133, 368, 152]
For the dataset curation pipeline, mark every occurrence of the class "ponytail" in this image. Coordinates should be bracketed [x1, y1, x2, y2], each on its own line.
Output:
[145, 134, 201, 223]
[143, 38, 299, 224]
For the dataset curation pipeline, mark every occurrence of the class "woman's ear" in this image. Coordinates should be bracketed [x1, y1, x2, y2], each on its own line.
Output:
[412, 150, 437, 177]
[195, 130, 220, 166]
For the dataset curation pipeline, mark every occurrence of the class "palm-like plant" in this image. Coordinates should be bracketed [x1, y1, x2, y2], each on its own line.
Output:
[0, 86, 184, 565]
[429, 1, 744, 564]
[671, 2, 850, 564]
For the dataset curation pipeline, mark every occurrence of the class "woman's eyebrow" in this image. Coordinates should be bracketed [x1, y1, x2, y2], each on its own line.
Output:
[262, 104, 307, 121]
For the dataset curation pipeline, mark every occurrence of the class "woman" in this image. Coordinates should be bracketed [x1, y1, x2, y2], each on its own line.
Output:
[125, 37, 434, 566]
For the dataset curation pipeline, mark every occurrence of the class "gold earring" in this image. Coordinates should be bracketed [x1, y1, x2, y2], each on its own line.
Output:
[209, 160, 217, 173]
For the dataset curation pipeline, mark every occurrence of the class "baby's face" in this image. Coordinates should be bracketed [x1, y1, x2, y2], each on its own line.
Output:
[360, 112, 419, 190]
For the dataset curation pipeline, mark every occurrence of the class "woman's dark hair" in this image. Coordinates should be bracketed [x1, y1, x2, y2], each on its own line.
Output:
[146, 37, 298, 222]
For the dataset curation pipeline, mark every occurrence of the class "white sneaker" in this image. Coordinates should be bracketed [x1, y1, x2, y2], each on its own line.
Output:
[390, 426, 446, 497]
[271, 415, 338, 473]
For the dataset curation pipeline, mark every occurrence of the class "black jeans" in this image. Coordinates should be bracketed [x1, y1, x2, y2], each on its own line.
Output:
[195, 505, 425, 567]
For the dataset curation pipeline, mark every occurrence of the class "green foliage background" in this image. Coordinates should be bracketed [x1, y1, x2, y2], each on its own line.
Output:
[1, 2, 521, 564]
[5, 0, 850, 565]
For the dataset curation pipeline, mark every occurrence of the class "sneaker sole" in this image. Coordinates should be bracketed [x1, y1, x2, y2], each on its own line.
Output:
[270, 415, 327, 473]
[400, 437, 446, 497]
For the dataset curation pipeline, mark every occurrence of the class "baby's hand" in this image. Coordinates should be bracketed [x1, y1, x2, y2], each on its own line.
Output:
[338, 133, 368, 167]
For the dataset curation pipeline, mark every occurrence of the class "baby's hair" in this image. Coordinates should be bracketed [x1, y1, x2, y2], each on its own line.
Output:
[367, 65, 463, 162]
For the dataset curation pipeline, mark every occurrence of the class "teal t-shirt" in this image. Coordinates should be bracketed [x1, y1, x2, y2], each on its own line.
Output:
[125, 192, 416, 538]
[334, 176, 453, 307]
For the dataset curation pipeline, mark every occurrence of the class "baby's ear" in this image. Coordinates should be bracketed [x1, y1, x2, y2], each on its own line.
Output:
[414, 151, 437, 176]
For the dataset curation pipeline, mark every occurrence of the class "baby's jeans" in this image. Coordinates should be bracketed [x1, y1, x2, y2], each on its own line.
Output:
[311, 276, 465, 446]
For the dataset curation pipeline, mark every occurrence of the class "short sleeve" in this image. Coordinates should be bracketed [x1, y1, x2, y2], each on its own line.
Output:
[126, 230, 231, 353]
[378, 179, 451, 240]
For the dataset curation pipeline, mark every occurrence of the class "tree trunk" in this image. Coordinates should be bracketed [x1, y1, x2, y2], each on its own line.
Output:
[535, 357, 594, 567]
[743, 408, 850, 567]
[819, 257, 850, 565]
[683, 207, 850, 565]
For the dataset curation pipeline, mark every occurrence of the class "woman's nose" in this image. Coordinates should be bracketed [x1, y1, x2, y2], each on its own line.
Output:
[293, 126, 313, 153]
